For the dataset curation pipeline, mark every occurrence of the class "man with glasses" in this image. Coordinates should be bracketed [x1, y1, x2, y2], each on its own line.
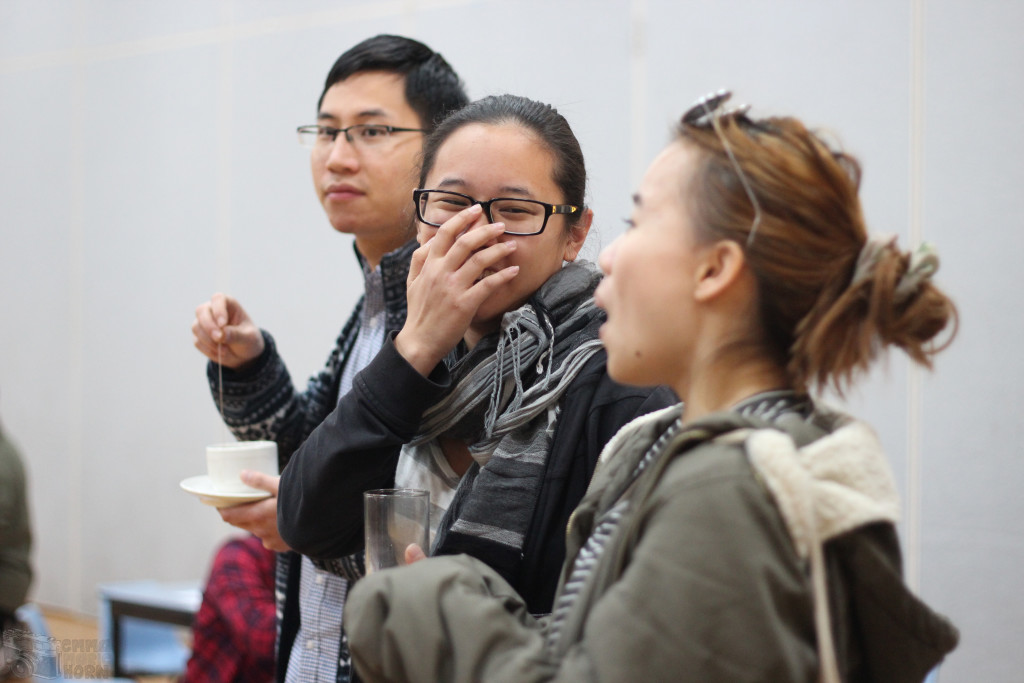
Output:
[190, 35, 468, 683]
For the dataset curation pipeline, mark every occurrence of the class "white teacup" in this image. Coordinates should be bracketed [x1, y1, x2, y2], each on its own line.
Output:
[206, 441, 278, 494]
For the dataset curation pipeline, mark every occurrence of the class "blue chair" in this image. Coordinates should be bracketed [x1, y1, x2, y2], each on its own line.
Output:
[9, 603, 132, 682]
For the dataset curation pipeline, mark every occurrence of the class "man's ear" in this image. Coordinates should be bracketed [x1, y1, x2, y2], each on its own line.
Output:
[562, 208, 593, 262]
[694, 240, 747, 302]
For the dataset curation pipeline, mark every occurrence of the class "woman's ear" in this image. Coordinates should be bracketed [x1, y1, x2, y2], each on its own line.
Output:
[562, 208, 593, 262]
[694, 240, 747, 302]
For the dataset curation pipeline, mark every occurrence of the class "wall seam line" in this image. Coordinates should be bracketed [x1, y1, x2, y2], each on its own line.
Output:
[906, 0, 926, 593]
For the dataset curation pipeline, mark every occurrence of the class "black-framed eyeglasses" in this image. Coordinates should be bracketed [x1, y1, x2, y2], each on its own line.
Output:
[296, 124, 426, 151]
[681, 90, 763, 247]
[413, 189, 579, 236]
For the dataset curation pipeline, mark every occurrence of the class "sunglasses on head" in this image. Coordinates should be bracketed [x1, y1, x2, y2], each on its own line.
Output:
[681, 90, 763, 248]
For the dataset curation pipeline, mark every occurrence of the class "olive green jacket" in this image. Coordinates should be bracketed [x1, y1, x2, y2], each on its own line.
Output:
[0, 425, 32, 615]
[345, 403, 958, 682]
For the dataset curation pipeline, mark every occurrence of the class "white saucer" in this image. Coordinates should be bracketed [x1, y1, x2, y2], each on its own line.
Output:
[180, 475, 272, 509]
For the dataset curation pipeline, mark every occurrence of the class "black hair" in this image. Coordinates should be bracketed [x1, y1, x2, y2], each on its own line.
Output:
[418, 94, 587, 227]
[318, 34, 469, 131]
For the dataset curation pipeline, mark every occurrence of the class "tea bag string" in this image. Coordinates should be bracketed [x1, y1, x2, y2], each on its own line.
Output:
[217, 342, 230, 442]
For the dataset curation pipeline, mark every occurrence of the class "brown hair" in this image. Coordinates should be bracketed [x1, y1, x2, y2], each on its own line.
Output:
[677, 114, 957, 395]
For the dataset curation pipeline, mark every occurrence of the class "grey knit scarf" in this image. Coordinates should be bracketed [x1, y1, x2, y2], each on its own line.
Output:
[408, 260, 605, 567]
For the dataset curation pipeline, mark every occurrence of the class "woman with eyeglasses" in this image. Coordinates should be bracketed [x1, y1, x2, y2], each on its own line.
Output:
[341, 92, 960, 683]
[277, 94, 675, 616]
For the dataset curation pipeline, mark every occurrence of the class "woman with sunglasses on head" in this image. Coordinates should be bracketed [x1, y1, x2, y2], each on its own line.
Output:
[342, 92, 960, 683]
[277, 94, 675, 616]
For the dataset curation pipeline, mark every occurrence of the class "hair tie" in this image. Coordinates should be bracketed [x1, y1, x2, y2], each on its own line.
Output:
[850, 234, 897, 289]
[894, 242, 940, 305]
[851, 236, 940, 304]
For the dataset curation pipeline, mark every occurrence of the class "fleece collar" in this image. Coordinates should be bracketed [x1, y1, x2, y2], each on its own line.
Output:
[737, 415, 900, 683]
[742, 419, 901, 559]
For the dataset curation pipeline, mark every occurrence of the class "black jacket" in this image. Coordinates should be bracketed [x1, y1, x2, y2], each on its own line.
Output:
[278, 334, 676, 613]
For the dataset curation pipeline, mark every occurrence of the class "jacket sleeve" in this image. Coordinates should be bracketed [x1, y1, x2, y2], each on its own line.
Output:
[344, 451, 819, 683]
[277, 337, 450, 560]
[344, 555, 562, 683]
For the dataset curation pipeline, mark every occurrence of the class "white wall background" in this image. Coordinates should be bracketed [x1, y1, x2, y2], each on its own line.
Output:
[1, 1, 1020, 680]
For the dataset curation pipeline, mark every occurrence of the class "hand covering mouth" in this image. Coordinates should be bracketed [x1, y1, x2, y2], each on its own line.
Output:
[476, 269, 498, 283]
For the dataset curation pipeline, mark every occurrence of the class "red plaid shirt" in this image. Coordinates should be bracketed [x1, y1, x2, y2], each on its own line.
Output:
[183, 535, 276, 683]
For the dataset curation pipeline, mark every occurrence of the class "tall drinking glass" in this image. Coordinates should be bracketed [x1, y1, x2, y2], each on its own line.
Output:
[364, 488, 430, 574]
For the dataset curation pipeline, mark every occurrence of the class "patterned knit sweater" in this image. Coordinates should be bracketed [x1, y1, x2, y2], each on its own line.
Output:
[204, 239, 415, 683]
[207, 240, 414, 469]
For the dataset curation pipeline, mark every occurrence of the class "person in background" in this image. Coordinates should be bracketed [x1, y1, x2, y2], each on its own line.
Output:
[341, 91, 960, 682]
[0, 414, 32, 682]
[190, 35, 468, 683]
[182, 535, 275, 683]
[278, 94, 675, 616]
